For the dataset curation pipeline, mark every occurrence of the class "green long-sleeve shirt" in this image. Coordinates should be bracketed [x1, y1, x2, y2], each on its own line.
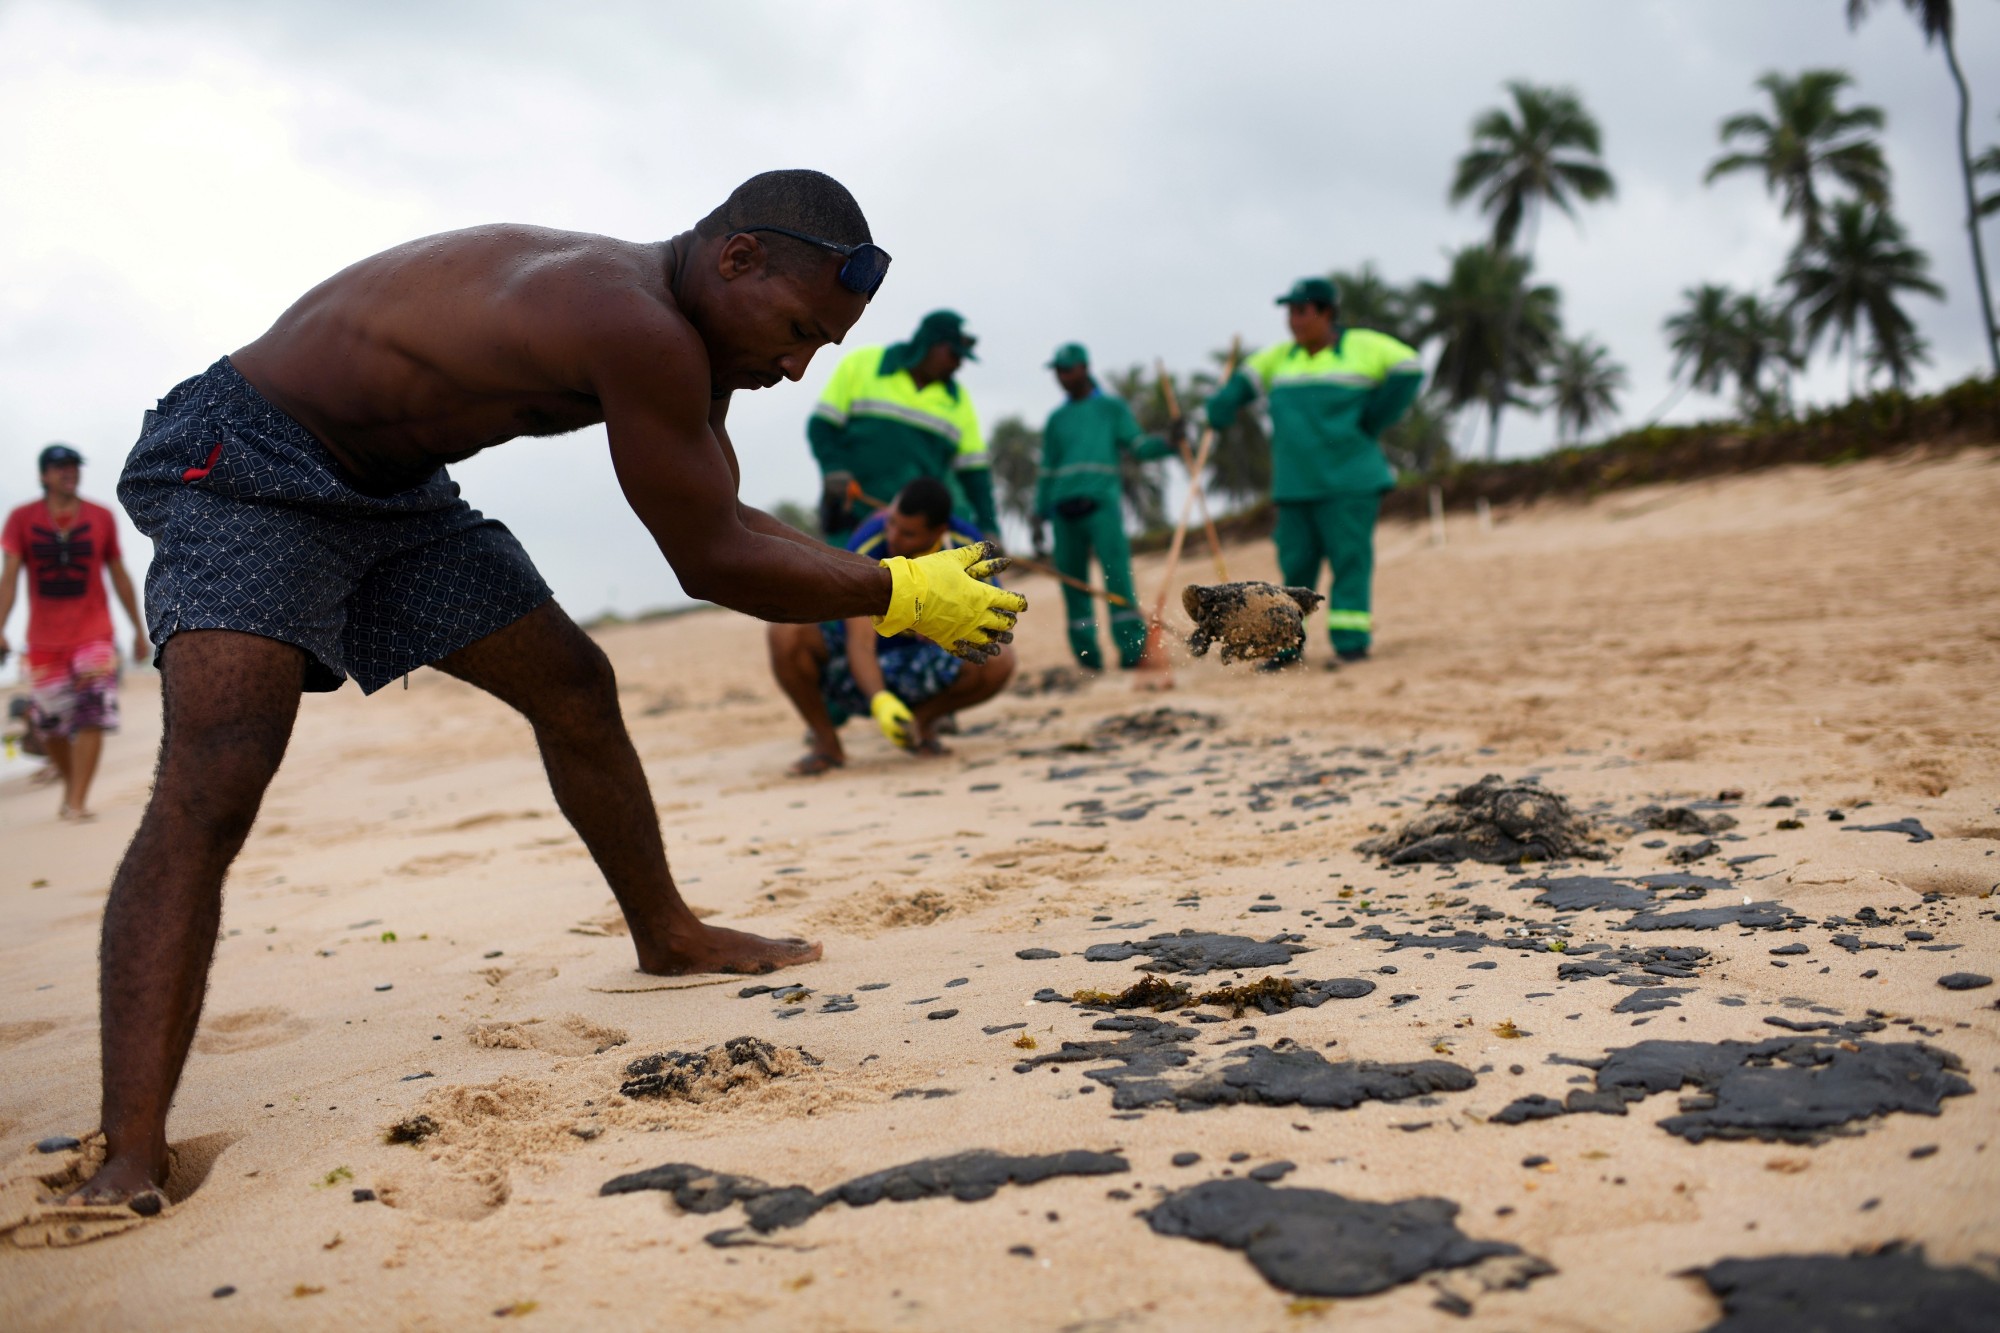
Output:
[1205, 327, 1423, 500]
[1035, 391, 1173, 518]
[808, 344, 996, 532]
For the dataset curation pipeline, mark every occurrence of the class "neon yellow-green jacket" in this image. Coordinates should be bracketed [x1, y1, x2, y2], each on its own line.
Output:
[808, 345, 995, 532]
[1205, 328, 1423, 500]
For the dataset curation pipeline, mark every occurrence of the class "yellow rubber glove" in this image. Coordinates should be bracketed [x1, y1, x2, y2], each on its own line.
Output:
[875, 542, 1028, 662]
[869, 690, 915, 749]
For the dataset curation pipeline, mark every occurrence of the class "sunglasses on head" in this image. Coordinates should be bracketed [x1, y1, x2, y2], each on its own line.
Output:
[737, 226, 892, 299]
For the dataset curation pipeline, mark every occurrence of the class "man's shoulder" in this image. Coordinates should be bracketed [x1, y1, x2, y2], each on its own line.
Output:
[77, 498, 117, 525]
[3, 498, 41, 525]
[1343, 327, 1420, 365]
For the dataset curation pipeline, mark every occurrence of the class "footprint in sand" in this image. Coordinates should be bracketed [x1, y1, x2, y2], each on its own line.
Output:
[192, 1006, 309, 1055]
[0, 1130, 238, 1247]
[0, 1021, 58, 1050]
[475, 965, 559, 992]
[392, 850, 491, 877]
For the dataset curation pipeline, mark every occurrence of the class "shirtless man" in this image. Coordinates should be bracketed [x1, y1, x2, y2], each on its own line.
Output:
[82, 169, 1026, 1205]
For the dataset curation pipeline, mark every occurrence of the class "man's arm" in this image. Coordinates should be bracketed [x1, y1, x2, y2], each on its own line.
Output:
[1116, 400, 1176, 462]
[592, 315, 891, 623]
[0, 551, 19, 661]
[706, 395, 828, 554]
[106, 558, 150, 662]
[842, 616, 888, 698]
[1357, 334, 1426, 439]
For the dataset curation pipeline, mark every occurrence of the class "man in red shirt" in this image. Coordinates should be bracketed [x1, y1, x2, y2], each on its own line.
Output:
[0, 444, 150, 820]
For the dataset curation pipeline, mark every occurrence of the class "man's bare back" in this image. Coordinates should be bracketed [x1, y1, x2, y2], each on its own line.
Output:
[234, 227, 740, 494]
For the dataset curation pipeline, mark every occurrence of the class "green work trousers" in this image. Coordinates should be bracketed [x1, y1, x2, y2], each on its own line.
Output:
[1273, 494, 1380, 657]
[1051, 503, 1145, 669]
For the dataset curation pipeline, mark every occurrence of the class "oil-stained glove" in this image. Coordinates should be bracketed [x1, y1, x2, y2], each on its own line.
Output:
[875, 542, 1028, 663]
[869, 690, 915, 749]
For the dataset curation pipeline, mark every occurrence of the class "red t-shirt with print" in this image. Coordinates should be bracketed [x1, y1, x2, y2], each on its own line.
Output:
[2, 497, 122, 651]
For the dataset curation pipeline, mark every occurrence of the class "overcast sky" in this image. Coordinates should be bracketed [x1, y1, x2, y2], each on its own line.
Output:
[2, 0, 1996, 648]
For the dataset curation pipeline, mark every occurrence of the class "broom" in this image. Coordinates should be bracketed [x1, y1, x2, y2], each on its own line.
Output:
[1135, 340, 1241, 690]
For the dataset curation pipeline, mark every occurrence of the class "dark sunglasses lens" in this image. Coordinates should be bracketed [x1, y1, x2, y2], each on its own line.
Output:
[839, 245, 891, 297]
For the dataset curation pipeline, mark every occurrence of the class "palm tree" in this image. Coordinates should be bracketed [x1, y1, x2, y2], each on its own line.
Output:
[1412, 244, 1562, 458]
[1977, 133, 2000, 218]
[1103, 366, 1172, 529]
[1783, 198, 1944, 390]
[1380, 397, 1455, 476]
[1329, 263, 1419, 345]
[1705, 70, 1889, 246]
[1663, 284, 1741, 400]
[1545, 336, 1627, 443]
[1846, 1, 1998, 372]
[1726, 292, 1804, 416]
[1189, 351, 1271, 509]
[1659, 285, 1801, 419]
[1449, 81, 1614, 458]
[986, 415, 1041, 529]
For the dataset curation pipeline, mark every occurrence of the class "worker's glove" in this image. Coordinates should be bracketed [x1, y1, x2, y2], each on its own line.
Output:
[876, 542, 1027, 663]
[1166, 416, 1188, 449]
[869, 690, 915, 749]
[818, 470, 858, 534]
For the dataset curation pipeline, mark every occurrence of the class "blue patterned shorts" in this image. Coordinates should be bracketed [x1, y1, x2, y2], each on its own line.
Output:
[118, 358, 552, 694]
[818, 619, 962, 725]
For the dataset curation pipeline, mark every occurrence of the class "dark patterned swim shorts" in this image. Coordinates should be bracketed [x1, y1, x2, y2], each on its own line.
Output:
[818, 619, 963, 726]
[118, 357, 551, 694]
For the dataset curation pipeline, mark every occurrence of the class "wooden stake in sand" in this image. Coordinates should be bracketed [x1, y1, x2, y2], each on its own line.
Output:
[1135, 341, 1241, 691]
[1428, 484, 1446, 546]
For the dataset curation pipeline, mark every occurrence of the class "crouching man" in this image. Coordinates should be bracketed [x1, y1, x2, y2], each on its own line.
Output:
[768, 477, 1014, 774]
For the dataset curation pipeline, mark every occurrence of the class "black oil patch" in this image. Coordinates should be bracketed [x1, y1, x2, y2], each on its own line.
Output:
[1692, 1243, 1999, 1331]
[1144, 1179, 1552, 1302]
[1067, 975, 1376, 1016]
[1020, 1024, 1474, 1112]
[1840, 817, 1934, 844]
[601, 1149, 1130, 1241]
[1494, 1037, 1972, 1144]
[1082, 929, 1310, 974]
[1622, 902, 1800, 932]
[1528, 876, 1655, 913]
[1355, 775, 1606, 865]
[1355, 925, 1543, 953]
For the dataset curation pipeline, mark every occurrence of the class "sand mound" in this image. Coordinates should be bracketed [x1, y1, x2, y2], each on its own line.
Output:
[467, 1014, 628, 1056]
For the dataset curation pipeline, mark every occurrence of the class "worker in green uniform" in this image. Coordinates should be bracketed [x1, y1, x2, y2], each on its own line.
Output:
[1204, 277, 1422, 667]
[808, 309, 995, 545]
[1031, 343, 1178, 670]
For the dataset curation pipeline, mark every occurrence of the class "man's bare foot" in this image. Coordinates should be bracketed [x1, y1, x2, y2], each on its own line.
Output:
[65, 1150, 166, 1208]
[59, 804, 96, 823]
[640, 921, 823, 976]
[911, 736, 950, 758]
[788, 749, 844, 777]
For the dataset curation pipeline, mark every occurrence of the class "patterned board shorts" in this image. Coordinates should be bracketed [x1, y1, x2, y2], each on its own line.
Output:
[26, 641, 120, 738]
[818, 619, 962, 726]
[118, 358, 552, 694]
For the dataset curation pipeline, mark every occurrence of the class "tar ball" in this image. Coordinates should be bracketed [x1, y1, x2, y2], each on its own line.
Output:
[1181, 582, 1326, 664]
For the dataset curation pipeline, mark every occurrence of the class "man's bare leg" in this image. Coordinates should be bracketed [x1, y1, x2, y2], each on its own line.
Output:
[62, 726, 105, 817]
[910, 645, 1016, 752]
[765, 622, 843, 774]
[78, 631, 305, 1202]
[43, 733, 73, 792]
[439, 601, 819, 974]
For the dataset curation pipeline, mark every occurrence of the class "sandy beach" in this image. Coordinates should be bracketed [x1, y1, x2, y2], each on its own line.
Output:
[3, 446, 1997, 1330]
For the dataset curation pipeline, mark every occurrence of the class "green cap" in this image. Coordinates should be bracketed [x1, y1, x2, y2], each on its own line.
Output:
[1275, 277, 1339, 308]
[1047, 342, 1089, 370]
[910, 309, 978, 361]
